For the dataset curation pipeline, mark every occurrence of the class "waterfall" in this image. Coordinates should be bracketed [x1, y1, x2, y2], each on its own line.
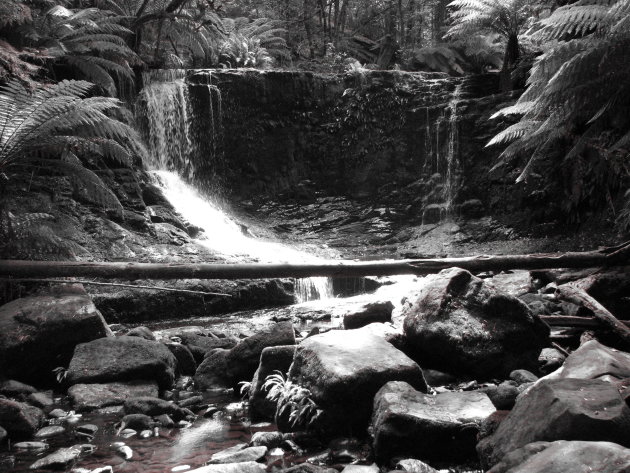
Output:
[138, 70, 194, 177]
[138, 70, 333, 302]
[442, 83, 463, 216]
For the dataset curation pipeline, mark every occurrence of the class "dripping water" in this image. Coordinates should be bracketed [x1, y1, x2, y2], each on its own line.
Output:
[442, 83, 463, 216]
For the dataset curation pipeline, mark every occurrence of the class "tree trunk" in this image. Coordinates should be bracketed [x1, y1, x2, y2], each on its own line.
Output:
[555, 283, 630, 350]
[0, 244, 628, 280]
[500, 33, 519, 92]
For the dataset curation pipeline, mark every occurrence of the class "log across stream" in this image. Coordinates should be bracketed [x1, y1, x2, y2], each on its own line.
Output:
[0, 242, 628, 280]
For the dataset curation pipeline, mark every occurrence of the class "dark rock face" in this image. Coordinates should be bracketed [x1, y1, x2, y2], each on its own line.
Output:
[195, 322, 295, 390]
[0, 285, 112, 385]
[0, 399, 44, 438]
[289, 328, 427, 432]
[477, 378, 630, 468]
[343, 301, 394, 330]
[249, 345, 296, 421]
[66, 336, 178, 389]
[487, 441, 630, 473]
[543, 340, 630, 381]
[372, 381, 494, 463]
[402, 268, 549, 379]
[68, 381, 159, 412]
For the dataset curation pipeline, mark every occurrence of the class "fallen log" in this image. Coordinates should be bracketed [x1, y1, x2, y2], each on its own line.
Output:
[555, 283, 630, 349]
[540, 315, 630, 329]
[0, 242, 628, 280]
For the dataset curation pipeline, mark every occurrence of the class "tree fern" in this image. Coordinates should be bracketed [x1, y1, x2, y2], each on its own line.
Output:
[27, 5, 140, 97]
[0, 79, 148, 214]
[487, 0, 630, 220]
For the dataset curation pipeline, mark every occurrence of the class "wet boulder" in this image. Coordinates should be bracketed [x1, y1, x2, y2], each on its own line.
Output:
[68, 381, 159, 412]
[165, 342, 197, 376]
[372, 381, 494, 463]
[249, 345, 296, 421]
[208, 444, 268, 464]
[402, 268, 549, 379]
[542, 340, 630, 381]
[195, 322, 295, 390]
[0, 398, 44, 438]
[477, 378, 630, 468]
[66, 336, 178, 389]
[194, 349, 232, 390]
[343, 301, 394, 330]
[0, 285, 112, 385]
[487, 440, 630, 473]
[30, 445, 86, 470]
[124, 397, 189, 421]
[289, 328, 427, 432]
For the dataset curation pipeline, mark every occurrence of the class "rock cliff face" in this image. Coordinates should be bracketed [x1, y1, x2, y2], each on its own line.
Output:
[183, 70, 521, 223]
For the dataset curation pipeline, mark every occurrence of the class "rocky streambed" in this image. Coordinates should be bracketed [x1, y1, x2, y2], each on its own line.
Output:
[1, 265, 630, 473]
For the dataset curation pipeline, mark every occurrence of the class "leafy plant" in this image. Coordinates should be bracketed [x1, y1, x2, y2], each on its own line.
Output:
[238, 380, 251, 399]
[263, 371, 323, 430]
[487, 0, 630, 219]
[446, 0, 534, 87]
[0, 79, 147, 214]
[52, 366, 68, 383]
[219, 17, 289, 68]
[27, 5, 140, 97]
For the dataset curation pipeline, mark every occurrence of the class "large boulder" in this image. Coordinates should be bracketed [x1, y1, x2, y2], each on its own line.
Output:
[488, 440, 630, 473]
[0, 398, 44, 438]
[66, 336, 178, 389]
[0, 285, 112, 385]
[288, 328, 427, 432]
[402, 268, 549, 379]
[68, 381, 159, 412]
[542, 340, 630, 381]
[249, 345, 296, 421]
[195, 322, 295, 390]
[372, 381, 495, 463]
[477, 378, 630, 468]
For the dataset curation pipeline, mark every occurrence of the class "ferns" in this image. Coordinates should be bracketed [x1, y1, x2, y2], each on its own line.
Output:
[219, 18, 289, 68]
[488, 0, 630, 221]
[263, 371, 323, 430]
[0, 79, 148, 214]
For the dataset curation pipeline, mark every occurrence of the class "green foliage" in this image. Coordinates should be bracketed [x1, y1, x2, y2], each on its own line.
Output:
[26, 5, 140, 96]
[488, 0, 630, 221]
[0, 79, 147, 214]
[447, 0, 532, 39]
[219, 17, 289, 68]
[0, 0, 33, 30]
[263, 371, 323, 430]
[97, 0, 224, 67]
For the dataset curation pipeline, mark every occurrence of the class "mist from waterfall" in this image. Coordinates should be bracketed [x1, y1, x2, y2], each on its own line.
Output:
[138, 70, 333, 302]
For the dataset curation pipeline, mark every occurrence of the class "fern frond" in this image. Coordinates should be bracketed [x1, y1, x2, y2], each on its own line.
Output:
[487, 120, 541, 146]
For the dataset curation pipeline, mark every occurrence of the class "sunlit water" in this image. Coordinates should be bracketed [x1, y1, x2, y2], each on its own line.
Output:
[153, 170, 333, 302]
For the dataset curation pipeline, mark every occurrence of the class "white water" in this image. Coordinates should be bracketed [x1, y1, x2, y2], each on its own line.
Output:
[139, 71, 333, 302]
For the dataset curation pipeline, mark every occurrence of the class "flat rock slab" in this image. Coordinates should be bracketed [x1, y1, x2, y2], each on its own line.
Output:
[478, 378, 630, 468]
[30, 445, 84, 470]
[208, 445, 268, 464]
[66, 336, 177, 389]
[289, 329, 427, 431]
[372, 381, 495, 463]
[34, 426, 66, 438]
[488, 440, 630, 473]
[68, 381, 159, 411]
[543, 340, 630, 381]
[187, 461, 266, 473]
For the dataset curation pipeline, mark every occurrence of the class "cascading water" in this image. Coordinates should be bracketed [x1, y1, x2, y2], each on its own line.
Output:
[138, 70, 333, 302]
[442, 83, 463, 215]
